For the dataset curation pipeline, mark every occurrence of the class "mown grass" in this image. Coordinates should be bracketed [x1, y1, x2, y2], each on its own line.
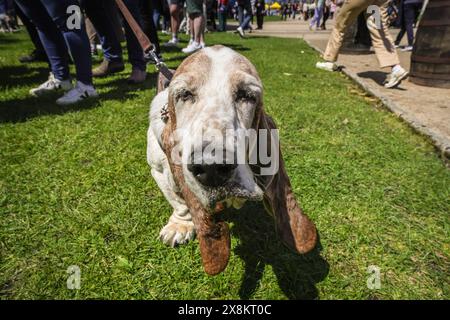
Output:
[0, 30, 449, 300]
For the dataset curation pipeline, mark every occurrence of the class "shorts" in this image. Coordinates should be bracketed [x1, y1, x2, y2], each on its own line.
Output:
[186, 0, 203, 15]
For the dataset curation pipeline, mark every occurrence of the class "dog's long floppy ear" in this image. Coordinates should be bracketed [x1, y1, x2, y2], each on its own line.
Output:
[161, 91, 230, 275]
[252, 110, 317, 254]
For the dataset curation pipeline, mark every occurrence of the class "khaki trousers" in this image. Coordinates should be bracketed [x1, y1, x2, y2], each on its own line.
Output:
[323, 0, 400, 68]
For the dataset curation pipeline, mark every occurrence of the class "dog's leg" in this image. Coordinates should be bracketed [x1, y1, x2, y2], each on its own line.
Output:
[148, 128, 195, 247]
[151, 167, 196, 247]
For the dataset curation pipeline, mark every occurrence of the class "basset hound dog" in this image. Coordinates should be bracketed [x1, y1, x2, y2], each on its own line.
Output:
[147, 45, 317, 275]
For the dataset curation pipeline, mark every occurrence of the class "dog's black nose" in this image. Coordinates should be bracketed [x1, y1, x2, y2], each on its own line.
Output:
[187, 163, 237, 187]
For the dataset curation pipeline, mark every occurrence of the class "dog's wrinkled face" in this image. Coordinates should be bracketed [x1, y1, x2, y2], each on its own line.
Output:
[168, 46, 265, 210]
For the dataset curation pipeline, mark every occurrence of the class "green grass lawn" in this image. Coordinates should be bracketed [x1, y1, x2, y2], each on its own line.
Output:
[0, 31, 449, 300]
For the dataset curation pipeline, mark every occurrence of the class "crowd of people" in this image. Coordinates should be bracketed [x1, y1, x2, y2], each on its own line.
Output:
[0, 0, 425, 106]
[0, 0, 271, 105]
[278, 0, 337, 29]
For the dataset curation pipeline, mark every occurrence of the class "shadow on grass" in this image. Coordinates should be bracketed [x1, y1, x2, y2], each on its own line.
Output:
[0, 64, 49, 88]
[357, 71, 407, 90]
[219, 43, 251, 51]
[224, 202, 329, 300]
[0, 72, 158, 123]
[0, 35, 23, 47]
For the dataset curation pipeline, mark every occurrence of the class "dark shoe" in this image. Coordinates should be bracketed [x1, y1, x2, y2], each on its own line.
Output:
[127, 68, 147, 84]
[92, 59, 125, 77]
[19, 50, 48, 63]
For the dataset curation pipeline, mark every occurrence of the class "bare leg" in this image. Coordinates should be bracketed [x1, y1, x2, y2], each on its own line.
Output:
[169, 4, 180, 39]
[192, 13, 204, 44]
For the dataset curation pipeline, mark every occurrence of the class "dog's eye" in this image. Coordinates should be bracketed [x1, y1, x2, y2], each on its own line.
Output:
[235, 89, 257, 104]
[177, 90, 195, 102]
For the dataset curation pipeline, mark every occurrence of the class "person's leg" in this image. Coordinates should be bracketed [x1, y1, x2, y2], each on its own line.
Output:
[367, 0, 407, 88]
[85, 17, 97, 46]
[395, 26, 406, 45]
[200, 1, 206, 43]
[162, 0, 171, 31]
[40, 0, 93, 85]
[182, 1, 203, 53]
[153, 8, 160, 30]
[81, 0, 124, 64]
[153, 0, 162, 30]
[403, 3, 416, 47]
[315, 5, 323, 28]
[169, 1, 181, 41]
[257, 13, 263, 29]
[241, 1, 252, 29]
[121, 0, 146, 73]
[366, 1, 399, 68]
[323, 0, 370, 63]
[218, 9, 224, 31]
[321, 6, 329, 29]
[394, 3, 406, 45]
[0, 0, 9, 31]
[241, 13, 252, 29]
[140, 0, 161, 55]
[14, 2, 48, 62]
[309, 7, 318, 28]
[237, 5, 244, 25]
[189, 14, 194, 40]
[222, 11, 227, 31]
[15, 0, 70, 81]
[0, 0, 5, 15]
[223, 7, 227, 31]
[84, 17, 100, 57]
[210, 6, 216, 30]
[193, 13, 202, 43]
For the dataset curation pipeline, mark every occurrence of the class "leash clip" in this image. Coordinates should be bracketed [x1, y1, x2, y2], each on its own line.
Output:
[145, 47, 174, 82]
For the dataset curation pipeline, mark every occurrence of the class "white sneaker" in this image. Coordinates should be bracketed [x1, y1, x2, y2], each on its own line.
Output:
[164, 38, 179, 47]
[384, 66, 408, 88]
[236, 26, 245, 38]
[200, 42, 206, 49]
[30, 73, 72, 97]
[401, 46, 413, 52]
[315, 61, 338, 72]
[56, 81, 98, 105]
[182, 41, 202, 54]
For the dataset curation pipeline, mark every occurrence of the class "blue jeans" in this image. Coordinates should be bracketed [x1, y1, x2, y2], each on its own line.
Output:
[310, 5, 324, 29]
[238, 1, 252, 30]
[395, 2, 421, 47]
[81, 0, 123, 63]
[218, 5, 227, 32]
[15, 0, 93, 85]
[0, 0, 6, 15]
[82, 0, 146, 71]
[14, 2, 46, 57]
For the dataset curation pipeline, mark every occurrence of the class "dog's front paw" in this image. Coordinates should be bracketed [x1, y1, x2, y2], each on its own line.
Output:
[159, 220, 195, 247]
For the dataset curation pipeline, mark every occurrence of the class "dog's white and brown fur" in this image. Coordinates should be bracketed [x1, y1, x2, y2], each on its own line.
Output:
[147, 46, 317, 274]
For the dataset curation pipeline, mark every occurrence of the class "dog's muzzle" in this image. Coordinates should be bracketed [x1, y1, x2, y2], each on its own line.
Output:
[187, 162, 237, 187]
